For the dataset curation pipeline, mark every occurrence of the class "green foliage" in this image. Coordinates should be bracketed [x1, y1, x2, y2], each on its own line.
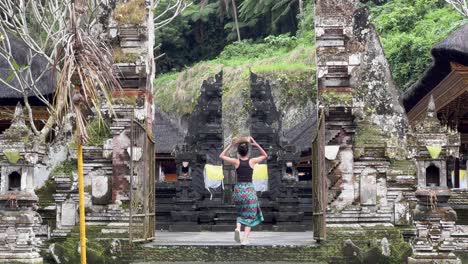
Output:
[155, 0, 227, 73]
[215, 34, 299, 65]
[51, 160, 77, 177]
[296, 0, 315, 45]
[371, 0, 465, 90]
[35, 178, 57, 208]
[184, 2, 218, 23]
[86, 119, 112, 146]
[52, 236, 111, 263]
[387, 239, 413, 264]
[155, 0, 305, 74]
[154, 36, 315, 115]
[3, 150, 20, 164]
[114, 0, 146, 25]
[238, 0, 300, 38]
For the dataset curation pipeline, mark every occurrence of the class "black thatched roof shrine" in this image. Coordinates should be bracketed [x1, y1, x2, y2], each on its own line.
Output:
[401, 24, 468, 112]
[153, 107, 185, 154]
[282, 111, 317, 153]
[0, 33, 55, 99]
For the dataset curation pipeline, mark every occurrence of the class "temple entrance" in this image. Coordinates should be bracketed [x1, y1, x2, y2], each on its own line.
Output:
[152, 72, 320, 236]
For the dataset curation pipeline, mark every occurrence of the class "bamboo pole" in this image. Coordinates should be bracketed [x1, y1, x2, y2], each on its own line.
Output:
[77, 143, 87, 264]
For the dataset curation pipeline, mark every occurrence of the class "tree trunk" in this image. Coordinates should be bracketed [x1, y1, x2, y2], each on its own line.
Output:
[299, 0, 304, 16]
[23, 95, 39, 135]
[231, 0, 241, 42]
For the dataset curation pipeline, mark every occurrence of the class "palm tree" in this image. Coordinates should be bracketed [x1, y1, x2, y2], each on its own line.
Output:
[239, 0, 300, 34]
[230, 0, 242, 42]
[201, 0, 242, 41]
[55, 2, 121, 263]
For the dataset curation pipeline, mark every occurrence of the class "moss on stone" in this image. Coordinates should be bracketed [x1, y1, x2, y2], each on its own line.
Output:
[114, 226, 411, 263]
[388, 159, 416, 175]
[113, 95, 138, 106]
[387, 239, 413, 264]
[52, 236, 110, 263]
[354, 120, 386, 148]
[320, 91, 353, 107]
[86, 118, 112, 146]
[51, 160, 77, 177]
[113, 48, 143, 63]
[35, 178, 57, 208]
[114, 0, 146, 25]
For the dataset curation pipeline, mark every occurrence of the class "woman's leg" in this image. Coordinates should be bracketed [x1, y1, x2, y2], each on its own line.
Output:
[234, 222, 242, 243]
[243, 226, 251, 241]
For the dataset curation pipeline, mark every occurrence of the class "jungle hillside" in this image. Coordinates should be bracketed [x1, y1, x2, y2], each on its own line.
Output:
[154, 0, 466, 137]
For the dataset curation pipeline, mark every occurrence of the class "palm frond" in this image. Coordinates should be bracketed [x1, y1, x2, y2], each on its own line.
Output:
[55, 6, 120, 144]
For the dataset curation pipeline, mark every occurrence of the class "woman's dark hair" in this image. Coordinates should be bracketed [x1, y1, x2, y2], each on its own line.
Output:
[237, 143, 249, 157]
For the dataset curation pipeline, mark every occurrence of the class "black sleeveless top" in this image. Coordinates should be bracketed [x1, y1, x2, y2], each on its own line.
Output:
[236, 159, 253, 183]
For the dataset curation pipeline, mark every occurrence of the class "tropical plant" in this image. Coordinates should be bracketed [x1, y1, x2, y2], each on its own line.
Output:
[0, 0, 190, 141]
[371, 0, 465, 90]
[445, 0, 468, 16]
[238, 0, 300, 36]
[201, 0, 242, 41]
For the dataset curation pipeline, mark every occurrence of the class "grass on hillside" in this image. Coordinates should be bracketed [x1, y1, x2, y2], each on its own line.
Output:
[154, 35, 315, 115]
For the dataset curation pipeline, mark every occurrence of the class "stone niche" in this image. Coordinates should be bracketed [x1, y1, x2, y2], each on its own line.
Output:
[359, 167, 377, 205]
[0, 104, 43, 263]
[416, 161, 447, 188]
[1, 166, 35, 194]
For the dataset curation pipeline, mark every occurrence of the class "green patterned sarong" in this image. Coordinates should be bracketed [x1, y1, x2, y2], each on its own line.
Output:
[232, 182, 264, 227]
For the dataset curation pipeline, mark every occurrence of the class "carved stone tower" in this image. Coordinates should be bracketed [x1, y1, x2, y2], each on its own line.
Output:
[0, 104, 43, 263]
[407, 97, 461, 264]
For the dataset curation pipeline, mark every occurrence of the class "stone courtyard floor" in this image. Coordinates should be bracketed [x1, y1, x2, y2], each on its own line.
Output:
[132, 261, 310, 264]
[143, 231, 315, 246]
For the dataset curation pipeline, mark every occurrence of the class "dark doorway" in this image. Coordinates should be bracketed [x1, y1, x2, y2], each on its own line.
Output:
[8, 171, 21, 191]
[426, 165, 440, 187]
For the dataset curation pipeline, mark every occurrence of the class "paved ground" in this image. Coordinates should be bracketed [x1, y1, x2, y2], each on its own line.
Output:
[143, 231, 315, 247]
[132, 261, 310, 264]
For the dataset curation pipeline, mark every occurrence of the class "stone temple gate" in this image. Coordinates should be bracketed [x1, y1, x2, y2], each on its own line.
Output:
[154, 72, 314, 232]
[0, 0, 467, 263]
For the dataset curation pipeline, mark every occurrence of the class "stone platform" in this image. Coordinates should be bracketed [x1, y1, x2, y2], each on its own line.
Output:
[119, 226, 412, 263]
[145, 231, 315, 246]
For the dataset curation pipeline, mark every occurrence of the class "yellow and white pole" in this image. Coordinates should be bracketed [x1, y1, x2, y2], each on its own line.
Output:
[77, 142, 87, 264]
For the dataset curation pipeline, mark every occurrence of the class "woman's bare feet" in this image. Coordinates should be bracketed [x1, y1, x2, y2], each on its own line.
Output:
[241, 238, 250, 245]
[234, 229, 241, 243]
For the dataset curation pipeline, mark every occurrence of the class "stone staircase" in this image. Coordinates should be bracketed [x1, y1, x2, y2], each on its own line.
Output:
[326, 206, 393, 224]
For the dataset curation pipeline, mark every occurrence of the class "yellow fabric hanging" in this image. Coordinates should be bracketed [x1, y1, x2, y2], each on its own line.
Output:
[205, 164, 224, 180]
[253, 164, 268, 180]
[426, 145, 442, 159]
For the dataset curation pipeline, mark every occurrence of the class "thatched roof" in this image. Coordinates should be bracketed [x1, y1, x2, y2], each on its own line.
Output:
[282, 111, 317, 152]
[0, 33, 55, 98]
[401, 24, 468, 112]
[153, 108, 185, 154]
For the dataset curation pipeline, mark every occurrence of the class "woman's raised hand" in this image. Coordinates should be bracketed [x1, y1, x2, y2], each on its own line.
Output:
[249, 136, 258, 145]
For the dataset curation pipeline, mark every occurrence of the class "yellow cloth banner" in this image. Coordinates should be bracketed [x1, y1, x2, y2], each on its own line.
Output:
[426, 145, 442, 159]
[253, 164, 268, 180]
[205, 164, 224, 180]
